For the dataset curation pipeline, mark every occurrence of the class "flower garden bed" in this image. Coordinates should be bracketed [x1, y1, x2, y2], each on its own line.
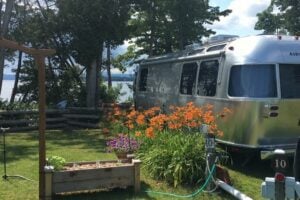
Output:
[45, 159, 141, 199]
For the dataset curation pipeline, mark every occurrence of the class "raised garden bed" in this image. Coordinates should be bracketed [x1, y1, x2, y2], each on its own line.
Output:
[45, 159, 141, 199]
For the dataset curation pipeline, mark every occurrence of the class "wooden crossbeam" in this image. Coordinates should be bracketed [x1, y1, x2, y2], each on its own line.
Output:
[0, 37, 55, 56]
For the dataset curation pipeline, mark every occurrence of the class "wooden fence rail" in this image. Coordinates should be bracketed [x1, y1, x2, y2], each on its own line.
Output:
[0, 107, 103, 133]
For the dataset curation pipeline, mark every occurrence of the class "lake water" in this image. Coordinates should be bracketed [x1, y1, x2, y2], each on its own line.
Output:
[1, 80, 133, 103]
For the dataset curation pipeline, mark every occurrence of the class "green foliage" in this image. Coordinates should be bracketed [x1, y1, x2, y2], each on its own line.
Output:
[15, 58, 85, 106]
[272, 0, 300, 35]
[99, 82, 122, 103]
[255, 0, 300, 35]
[137, 132, 206, 187]
[112, 45, 139, 72]
[0, 100, 37, 110]
[7, 2, 87, 106]
[6, 0, 233, 107]
[56, 0, 134, 67]
[255, 9, 278, 34]
[47, 155, 66, 171]
[131, 0, 231, 56]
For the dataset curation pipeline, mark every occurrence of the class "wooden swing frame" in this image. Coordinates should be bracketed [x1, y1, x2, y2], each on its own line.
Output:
[0, 37, 55, 200]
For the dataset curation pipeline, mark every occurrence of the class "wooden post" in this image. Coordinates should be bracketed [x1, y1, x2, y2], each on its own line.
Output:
[44, 166, 54, 200]
[36, 55, 47, 200]
[132, 159, 141, 193]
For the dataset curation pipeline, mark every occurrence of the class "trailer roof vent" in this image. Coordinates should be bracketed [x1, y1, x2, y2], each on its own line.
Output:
[188, 48, 205, 55]
[207, 44, 226, 52]
[207, 34, 239, 44]
[185, 43, 202, 51]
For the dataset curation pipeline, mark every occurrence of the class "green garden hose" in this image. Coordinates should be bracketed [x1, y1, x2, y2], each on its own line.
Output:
[145, 164, 216, 198]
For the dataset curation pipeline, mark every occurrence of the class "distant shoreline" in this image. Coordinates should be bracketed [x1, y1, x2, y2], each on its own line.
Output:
[1, 80, 133, 101]
[3, 74, 134, 82]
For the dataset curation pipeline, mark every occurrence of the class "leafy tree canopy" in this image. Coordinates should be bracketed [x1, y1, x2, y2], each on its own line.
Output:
[131, 0, 231, 56]
[255, 0, 300, 35]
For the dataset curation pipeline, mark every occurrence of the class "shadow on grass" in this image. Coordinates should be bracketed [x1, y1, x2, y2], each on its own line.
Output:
[54, 182, 155, 200]
[226, 152, 294, 179]
[0, 129, 109, 164]
[28, 129, 108, 153]
[0, 144, 37, 164]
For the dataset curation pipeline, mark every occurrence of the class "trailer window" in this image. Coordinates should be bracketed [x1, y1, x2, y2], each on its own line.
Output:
[197, 60, 219, 96]
[139, 68, 148, 91]
[180, 63, 198, 95]
[280, 64, 300, 98]
[229, 64, 277, 98]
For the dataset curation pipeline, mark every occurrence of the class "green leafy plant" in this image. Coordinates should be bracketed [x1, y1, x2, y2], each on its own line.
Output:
[137, 132, 207, 187]
[0, 100, 38, 110]
[108, 102, 230, 187]
[47, 156, 66, 171]
[99, 83, 121, 103]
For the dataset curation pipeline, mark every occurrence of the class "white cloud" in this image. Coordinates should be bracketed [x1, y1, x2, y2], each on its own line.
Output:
[208, 0, 271, 36]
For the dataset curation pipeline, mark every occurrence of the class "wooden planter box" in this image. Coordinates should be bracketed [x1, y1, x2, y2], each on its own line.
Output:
[44, 159, 141, 200]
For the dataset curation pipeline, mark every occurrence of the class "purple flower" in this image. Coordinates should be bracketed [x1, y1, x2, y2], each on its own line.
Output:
[106, 133, 139, 153]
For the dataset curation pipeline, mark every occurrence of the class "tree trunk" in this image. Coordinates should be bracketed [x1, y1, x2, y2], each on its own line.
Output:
[106, 42, 112, 88]
[0, 1, 3, 26]
[0, 0, 14, 94]
[86, 60, 97, 107]
[149, 1, 155, 57]
[10, 51, 22, 103]
[95, 42, 103, 106]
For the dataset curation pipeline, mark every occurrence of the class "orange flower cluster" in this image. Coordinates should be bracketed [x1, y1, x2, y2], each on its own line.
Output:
[109, 102, 230, 139]
[167, 102, 203, 130]
[149, 114, 167, 131]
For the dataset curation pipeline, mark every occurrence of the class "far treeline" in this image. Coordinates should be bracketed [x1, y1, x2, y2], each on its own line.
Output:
[0, 0, 299, 108]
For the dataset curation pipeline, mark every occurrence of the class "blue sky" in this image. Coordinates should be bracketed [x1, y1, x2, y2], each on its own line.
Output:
[208, 0, 271, 36]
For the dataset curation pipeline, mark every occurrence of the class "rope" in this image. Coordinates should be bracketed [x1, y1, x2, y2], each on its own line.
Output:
[3, 175, 36, 182]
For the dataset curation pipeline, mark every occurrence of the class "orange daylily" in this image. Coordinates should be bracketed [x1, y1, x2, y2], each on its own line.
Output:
[146, 127, 155, 138]
[108, 102, 230, 139]
[135, 131, 142, 137]
[136, 114, 146, 125]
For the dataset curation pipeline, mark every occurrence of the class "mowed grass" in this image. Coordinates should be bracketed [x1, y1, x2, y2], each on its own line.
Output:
[0, 129, 289, 200]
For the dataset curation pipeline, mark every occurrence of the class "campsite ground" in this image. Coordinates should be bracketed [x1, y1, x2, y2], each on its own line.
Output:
[0, 129, 291, 200]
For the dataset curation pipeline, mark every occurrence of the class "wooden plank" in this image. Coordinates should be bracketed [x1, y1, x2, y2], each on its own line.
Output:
[0, 37, 56, 56]
[53, 165, 134, 183]
[53, 176, 133, 194]
[64, 114, 100, 120]
[0, 109, 65, 116]
[0, 118, 64, 126]
[0, 119, 36, 125]
[0, 110, 38, 115]
[68, 107, 102, 113]
[67, 120, 99, 128]
[46, 124, 66, 129]
[64, 160, 119, 167]
[46, 109, 68, 114]
[8, 126, 38, 132]
[46, 118, 66, 122]
[133, 159, 141, 193]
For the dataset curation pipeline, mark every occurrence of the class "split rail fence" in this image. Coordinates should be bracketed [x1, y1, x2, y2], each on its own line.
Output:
[0, 106, 116, 133]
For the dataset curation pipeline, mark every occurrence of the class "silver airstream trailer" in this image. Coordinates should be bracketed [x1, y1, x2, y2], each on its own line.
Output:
[134, 35, 300, 158]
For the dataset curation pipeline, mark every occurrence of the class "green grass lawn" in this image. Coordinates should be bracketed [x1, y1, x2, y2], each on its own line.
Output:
[0, 129, 288, 200]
